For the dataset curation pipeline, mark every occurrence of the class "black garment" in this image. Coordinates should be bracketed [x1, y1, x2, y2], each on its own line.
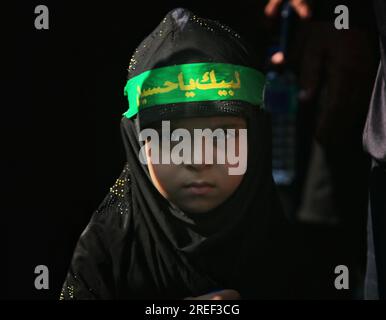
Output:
[364, 0, 386, 300]
[61, 8, 293, 300]
[365, 162, 386, 300]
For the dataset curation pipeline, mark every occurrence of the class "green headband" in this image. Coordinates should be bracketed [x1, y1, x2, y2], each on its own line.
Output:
[123, 62, 265, 118]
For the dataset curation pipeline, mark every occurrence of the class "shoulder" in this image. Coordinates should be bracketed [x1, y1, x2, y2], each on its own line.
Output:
[87, 163, 134, 235]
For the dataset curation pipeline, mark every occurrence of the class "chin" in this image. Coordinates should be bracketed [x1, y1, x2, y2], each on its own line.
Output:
[181, 203, 218, 214]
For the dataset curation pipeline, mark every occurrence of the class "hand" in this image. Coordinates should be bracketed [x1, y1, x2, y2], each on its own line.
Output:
[271, 51, 285, 65]
[265, 0, 283, 17]
[290, 0, 311, 19]
[265, 0, 311, 19]
[184, 289, 241, 300]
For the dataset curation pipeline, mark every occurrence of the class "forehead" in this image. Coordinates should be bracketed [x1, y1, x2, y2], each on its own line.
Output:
[169, 115, 247, 129]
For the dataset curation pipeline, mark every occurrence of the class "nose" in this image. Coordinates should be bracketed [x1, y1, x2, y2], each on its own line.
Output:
[184, 137, 214, 171]
[185, 161, 213, 171]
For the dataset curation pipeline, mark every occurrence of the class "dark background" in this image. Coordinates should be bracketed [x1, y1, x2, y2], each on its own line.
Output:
[3, 0, 378, 299]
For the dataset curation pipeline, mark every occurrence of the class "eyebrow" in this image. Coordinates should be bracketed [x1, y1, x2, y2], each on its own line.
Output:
[199, 122, 246, 131]
[170, 121, 246, 131]
[217, 122, 246, 129]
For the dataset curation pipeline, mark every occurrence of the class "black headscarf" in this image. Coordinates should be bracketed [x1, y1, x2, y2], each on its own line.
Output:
[61, 8, 293, 300]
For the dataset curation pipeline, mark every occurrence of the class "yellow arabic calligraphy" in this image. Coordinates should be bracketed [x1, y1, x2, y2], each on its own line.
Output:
[178, 70, 240, 91]
[138, 70, 241, 99]
[140, 81, 179, 97]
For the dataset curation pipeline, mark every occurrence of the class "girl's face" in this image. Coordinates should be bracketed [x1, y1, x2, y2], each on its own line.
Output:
[145, 115, 247, 214]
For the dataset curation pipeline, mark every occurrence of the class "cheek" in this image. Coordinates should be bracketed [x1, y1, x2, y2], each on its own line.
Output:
[150, 163, 174, 182]
[220, 135, 248, 174]
[216, 136, 247, 193]
[223, 173, 244, 194]
[212, 162, 244, 194]
[147, 162, 179, 197]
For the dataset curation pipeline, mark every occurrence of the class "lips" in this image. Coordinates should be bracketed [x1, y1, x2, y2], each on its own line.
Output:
[183, 181, 215, 195]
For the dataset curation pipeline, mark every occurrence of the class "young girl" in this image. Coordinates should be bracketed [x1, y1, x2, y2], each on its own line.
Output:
[60, 7, 293, 300]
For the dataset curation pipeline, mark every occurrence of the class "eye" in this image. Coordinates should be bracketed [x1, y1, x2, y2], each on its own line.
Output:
[170, 131, 181, 141]
[217, 129, 236, 140]
[226, 130, 237, 139]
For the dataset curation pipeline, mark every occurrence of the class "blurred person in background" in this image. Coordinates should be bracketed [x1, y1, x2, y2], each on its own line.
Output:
[363, 0, 386, 301]
[264, 0, 379, 298]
